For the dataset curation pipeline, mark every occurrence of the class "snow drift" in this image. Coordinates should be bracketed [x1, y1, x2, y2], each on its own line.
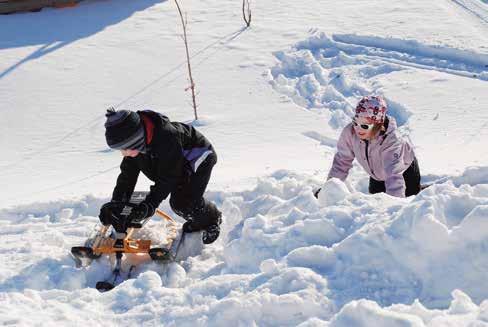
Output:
[1, 168, 488, 326]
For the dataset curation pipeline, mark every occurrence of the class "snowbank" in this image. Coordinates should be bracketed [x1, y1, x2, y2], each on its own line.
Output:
[3, 167, 487, 325]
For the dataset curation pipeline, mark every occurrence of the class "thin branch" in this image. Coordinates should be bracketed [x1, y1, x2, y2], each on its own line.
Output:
[242, 0, 251, 27]
[174, 0, 198, 120]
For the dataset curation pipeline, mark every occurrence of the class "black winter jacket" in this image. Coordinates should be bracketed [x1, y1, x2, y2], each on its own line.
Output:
[111, 110, 215, 208]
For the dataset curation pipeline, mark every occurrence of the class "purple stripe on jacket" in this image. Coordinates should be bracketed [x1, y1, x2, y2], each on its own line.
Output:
[183, 147, 213, 172]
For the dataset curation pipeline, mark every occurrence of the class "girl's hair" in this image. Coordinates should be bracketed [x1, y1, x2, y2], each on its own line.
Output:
[371, 122, 385, 138]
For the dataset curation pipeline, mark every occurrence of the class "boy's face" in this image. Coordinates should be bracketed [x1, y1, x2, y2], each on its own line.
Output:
[121, 149, 140, 157]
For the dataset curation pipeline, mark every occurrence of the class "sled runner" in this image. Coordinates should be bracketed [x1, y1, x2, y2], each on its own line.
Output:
[70, 192, 199, 292]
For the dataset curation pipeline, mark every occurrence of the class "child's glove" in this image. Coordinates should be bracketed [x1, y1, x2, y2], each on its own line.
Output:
[128, 202, 155, 223]
[99, 202, 118, 226]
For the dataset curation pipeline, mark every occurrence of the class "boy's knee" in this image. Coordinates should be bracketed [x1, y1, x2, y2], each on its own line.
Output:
[170, 197, 191, 218]
[171, 197, 221, 227]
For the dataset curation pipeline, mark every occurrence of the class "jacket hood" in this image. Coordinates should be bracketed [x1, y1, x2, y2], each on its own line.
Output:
[384, 115, 398, 135]
[374, 115, 397, 144]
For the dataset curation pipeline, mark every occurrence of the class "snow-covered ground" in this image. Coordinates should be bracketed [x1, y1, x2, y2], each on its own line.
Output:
[1, 0, 487, 325]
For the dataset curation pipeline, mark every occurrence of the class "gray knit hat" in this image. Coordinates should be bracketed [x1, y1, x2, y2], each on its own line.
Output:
[104, 108, 145, 151]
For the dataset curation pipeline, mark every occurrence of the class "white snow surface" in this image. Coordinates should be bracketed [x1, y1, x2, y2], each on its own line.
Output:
[1, 0, 488, 325]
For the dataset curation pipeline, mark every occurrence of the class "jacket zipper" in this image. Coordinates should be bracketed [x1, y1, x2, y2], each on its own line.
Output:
[365, 140, 374, 175]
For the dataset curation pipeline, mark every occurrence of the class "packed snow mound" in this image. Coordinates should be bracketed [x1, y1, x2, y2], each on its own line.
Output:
[317, 178, 351, 207]
[225, 172, 488, 308]
[1, 168, 488, 325]
[325, 289, 484, 327]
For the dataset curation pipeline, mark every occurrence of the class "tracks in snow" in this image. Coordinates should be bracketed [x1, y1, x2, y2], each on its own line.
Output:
[450, 0, 488, 25]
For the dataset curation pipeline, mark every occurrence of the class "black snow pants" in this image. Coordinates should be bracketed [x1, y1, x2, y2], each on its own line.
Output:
[369, 157, 421, 197]
[169, 152, 221, 230]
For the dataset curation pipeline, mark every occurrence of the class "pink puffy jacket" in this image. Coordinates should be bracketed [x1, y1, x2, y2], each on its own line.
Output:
[328, 116, 415, 198]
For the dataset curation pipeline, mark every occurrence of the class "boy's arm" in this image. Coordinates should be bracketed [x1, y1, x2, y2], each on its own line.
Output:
[111, 157, 140, 203]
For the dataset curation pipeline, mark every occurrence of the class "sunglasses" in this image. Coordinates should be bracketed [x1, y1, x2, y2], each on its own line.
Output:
[353, 120, 375, 131]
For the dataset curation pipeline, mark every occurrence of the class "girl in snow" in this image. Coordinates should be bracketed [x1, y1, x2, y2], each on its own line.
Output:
[99, 108, 222, 244]
[320, 95, 421, 198]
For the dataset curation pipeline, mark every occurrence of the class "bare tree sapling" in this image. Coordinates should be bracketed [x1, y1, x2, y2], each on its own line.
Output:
[174, 0, 198, 120]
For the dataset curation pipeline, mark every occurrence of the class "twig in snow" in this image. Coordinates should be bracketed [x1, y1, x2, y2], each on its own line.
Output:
[242, 0, 251, 27]
[174, 0, 199, 120]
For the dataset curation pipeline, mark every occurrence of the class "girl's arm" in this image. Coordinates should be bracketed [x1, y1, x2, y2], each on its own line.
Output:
[381, 135, 408, 198]
[328, 125, 355, 181]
